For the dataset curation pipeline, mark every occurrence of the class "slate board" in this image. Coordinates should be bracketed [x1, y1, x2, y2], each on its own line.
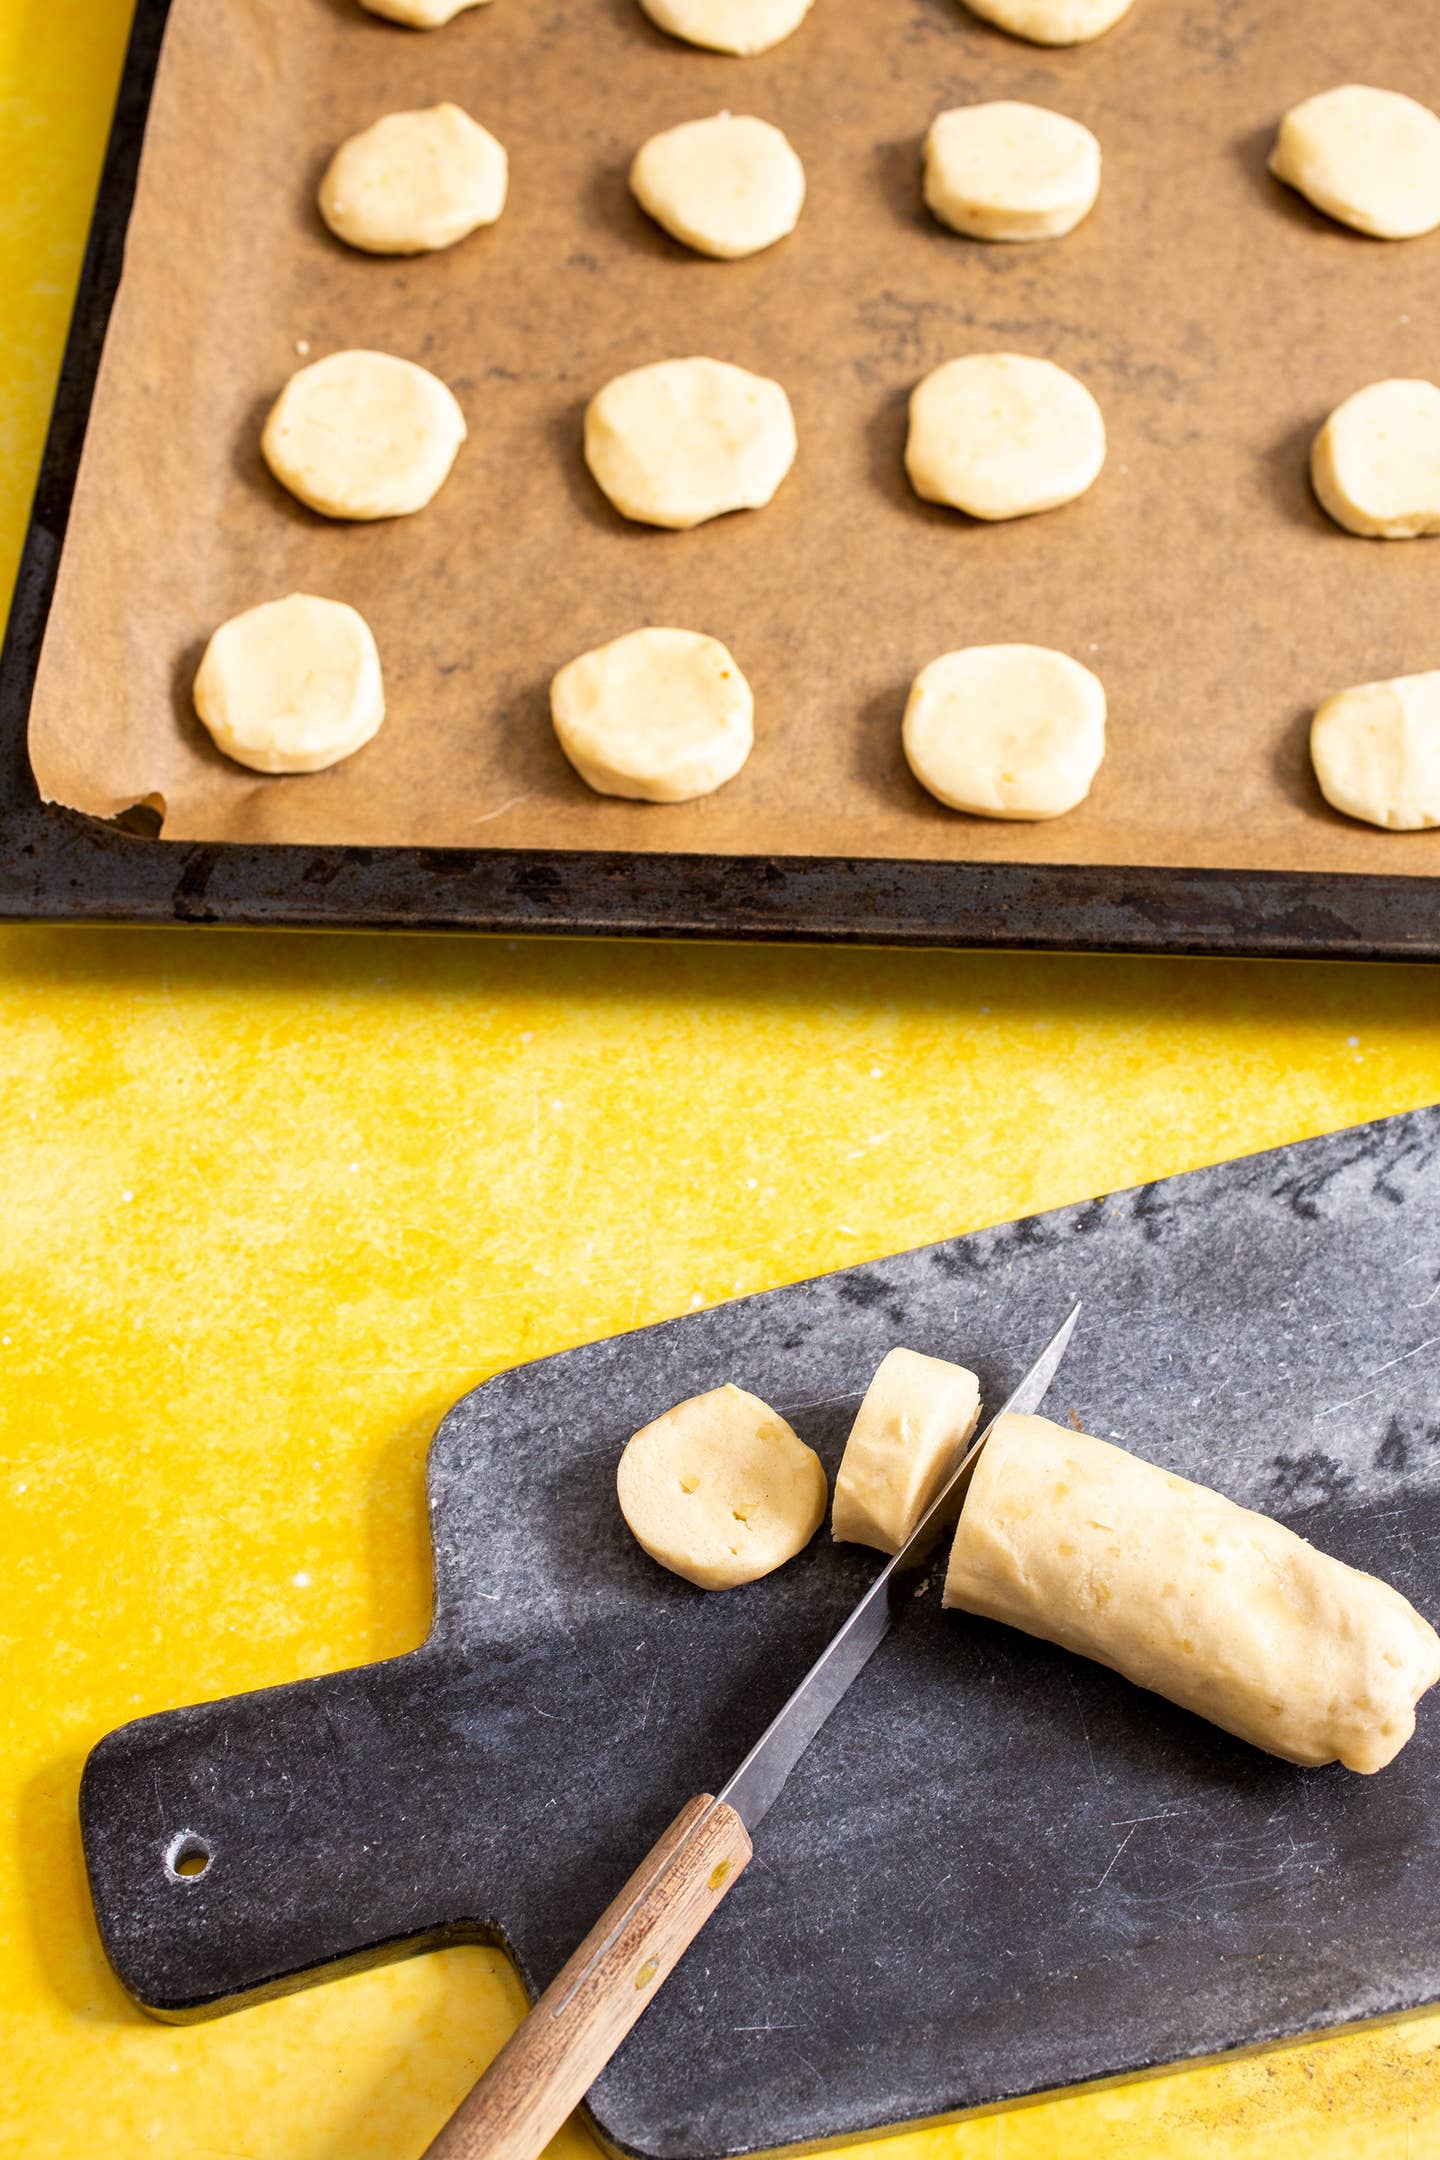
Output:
[81, 1107, 1440, 2157]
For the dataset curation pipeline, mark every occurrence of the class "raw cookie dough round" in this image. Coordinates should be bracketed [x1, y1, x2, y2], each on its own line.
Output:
[1311, 380, 1440, 539]
[1310, 671, 1440, 831]
[617, 1383, 828, 1591]
[906, 353, 1105, 520]
[630, 113, 805, 259]
[261, 351, 467, 521]
[832, 1349, 981, 1556]
[904, 644, 1106, 820]
[1269, 85, 1440, 239]
[358, 0, 490, 25]
[959, 0, 1134, 46]
[924, 102, 1100, 241]
[638, 0, 813, 55]
[585, 356, 796, 529]
[318, 104, 508, 254]
[551, 627, 754, 801]
[193, 594, 385, 775]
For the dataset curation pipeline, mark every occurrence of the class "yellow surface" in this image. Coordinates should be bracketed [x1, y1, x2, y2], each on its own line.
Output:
[4, 6, 1440, 2157]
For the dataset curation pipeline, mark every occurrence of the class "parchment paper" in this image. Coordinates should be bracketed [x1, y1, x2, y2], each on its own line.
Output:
[27, 0, 1440, 868]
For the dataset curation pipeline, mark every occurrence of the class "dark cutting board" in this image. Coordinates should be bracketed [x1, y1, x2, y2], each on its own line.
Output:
[81, 1108, 1440, 2157]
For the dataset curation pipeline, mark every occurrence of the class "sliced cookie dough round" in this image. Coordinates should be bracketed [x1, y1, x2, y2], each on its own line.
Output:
[585, 356, 796, 529]
[631, 113, 805, 259]
[618, 1383, 828, 1591]
[638, 0, 813, 54]
[906, 353, 1105, 520]
[1269, 85, 1440, 239]
[959, 0, 1134, 46]
[261, 350, 466, 521]
[924, 102, 1100, 241]
[193, 594, 385, 775]
[832, 1349, 981, 1555]
[1311, 671, 1440, 830]
[358, 0, 491, 25]
[1312, 380, 1440, 538]
[551, 627, 753, 801]
[319, 104, 507, 254]
[904, 644, 1106, 820]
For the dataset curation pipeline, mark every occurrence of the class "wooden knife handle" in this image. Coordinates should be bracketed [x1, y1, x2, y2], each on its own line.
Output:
[421, 1794, 752, 2160]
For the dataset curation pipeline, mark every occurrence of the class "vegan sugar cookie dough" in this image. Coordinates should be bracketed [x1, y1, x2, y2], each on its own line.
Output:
[1312, 380, 1440, 539]
[959, 0, 1134, 46]
[631, 113, 805, 259]
[1270, 85, 1440, 239]
[924, 102, 1100, 241]
[551, 627, 754, 801]
[192, 595, 385, 775]
[904, 644, 1106, 821]
[617, 1384, 827, 1590]
[944, 1414, 1440, 1773]
[318, 104, 508, 255]
[638, 0, 813, 55]
[261, 351, 466, 521]
[358, 0, 491, 25]
[585, 356, 796, 529]
[1310, 670, 1440, 831]
[906, 354, 1105, 520]
[832, 1349, 981, 1555]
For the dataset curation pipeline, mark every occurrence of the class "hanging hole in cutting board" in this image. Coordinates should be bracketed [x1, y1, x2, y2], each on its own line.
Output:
[165, 1832, 212, 1881]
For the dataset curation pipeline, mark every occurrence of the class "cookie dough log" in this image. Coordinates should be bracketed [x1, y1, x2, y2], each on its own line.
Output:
[925, 102, 1101, 241]
[262, 351, 466, 520]
[832, 1349, 981, 1554]
[1310, 670, 1440, 831]
[551, 627, 754, 801]
[1312, 381, 1440, 539]
[639, 0, 813, 55]
[1269, 86, 1440, 239]
[959, 0, 1134, 46]
[358, 0, 490, 25]
[586, 357, 796, 529]
[193, 595, 385, 774]
[904, 645, 1106, 820]
[944, 1414, 1440, 1772]
[618, 1384, 828, 1590]
[319, 105, 507, 254]
[631, 114, 805, 259]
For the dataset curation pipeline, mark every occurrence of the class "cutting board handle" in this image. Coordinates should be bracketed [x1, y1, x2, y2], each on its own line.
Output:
[421, 1793, 752, 2160]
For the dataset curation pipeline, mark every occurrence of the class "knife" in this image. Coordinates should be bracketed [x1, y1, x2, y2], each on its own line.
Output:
[422, 1303, 1081, 2160]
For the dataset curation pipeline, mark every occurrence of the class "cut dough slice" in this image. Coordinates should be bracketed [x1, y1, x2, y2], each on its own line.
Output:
[1311, 380, 1440, 539]
[631, 113, 805, 259]
[638, 0, 813, 55]
[551, 627, 754, 801]
[618, 1383, 827, 1591]
[193, 595, 385, 775]
[906, 354, 1105, 520]
[924, 102, 1100, 241]
[944, 1413, 1440, 1773]
[1310, 671, 1440, 831]
[358, 0, 491, 25]
[832, 1349, 981, 1555]
[959, 0, 1134, 46]
[585, 356, 796, 529]
[904, 645, 1106, 821]
[1269, 85, 1440, 239]
[318, 104, 508, 255]
[261, 351, 466, 521]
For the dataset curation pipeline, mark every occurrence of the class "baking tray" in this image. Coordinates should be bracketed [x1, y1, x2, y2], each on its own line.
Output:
[3, 0, 1440, 955]
[82, 1105, 1440, 2154]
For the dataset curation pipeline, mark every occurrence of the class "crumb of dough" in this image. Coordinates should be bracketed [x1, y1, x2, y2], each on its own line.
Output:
[319, 104, 507, 255]
[193, 595, 385, 775]
[551, 627, 754, 802]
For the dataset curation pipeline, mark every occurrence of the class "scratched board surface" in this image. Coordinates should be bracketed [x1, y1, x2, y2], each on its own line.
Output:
[82, 1108, 1440, 2157]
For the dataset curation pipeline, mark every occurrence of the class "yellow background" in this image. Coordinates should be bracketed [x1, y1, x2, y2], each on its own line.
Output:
[4, 5, 1440, 2154]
